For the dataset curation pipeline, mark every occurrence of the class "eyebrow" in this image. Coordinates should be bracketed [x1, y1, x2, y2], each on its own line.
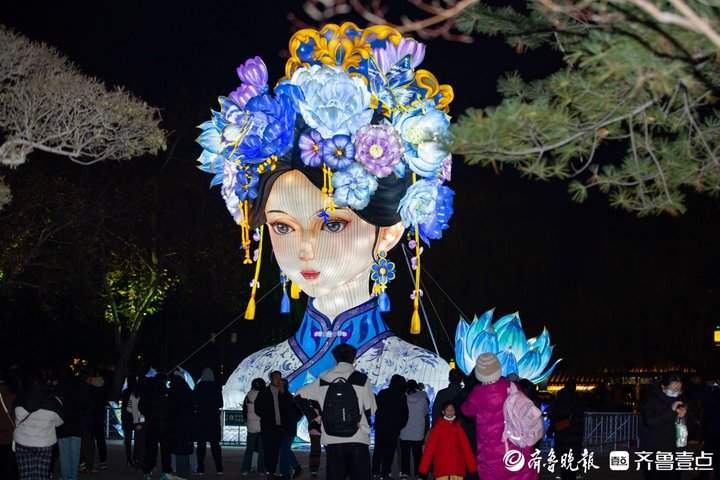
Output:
[265, 210, 289, 215]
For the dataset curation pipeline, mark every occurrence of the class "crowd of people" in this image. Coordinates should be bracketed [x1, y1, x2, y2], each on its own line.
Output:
[0, 365, 226, 480]
[1, 355, 719, 480]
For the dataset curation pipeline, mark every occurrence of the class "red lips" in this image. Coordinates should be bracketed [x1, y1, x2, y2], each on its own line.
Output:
[300, 270, 320, 280]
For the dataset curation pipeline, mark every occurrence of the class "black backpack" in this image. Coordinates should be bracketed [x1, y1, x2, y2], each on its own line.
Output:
[320, 371, 367, 437]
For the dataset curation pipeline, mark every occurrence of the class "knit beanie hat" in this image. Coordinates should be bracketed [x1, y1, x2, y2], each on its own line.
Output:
[474, 353, 502, 384]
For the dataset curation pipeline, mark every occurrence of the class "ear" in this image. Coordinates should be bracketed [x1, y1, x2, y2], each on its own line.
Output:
[375, 222, 405, 254]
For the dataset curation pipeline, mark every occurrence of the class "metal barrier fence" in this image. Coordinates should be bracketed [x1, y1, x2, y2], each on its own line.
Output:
[107, 407, 641, 452]
[582, 412, 640, 454]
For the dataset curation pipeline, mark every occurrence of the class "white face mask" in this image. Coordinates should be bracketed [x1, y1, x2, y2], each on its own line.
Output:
[443, 415, 456, 421]
[664, 389, 681, 398]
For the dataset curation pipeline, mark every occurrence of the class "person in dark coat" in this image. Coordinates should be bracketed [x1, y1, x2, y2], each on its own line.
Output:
[0, 372, 18, 480]
[139, 374, 173, 478]
[431, 368, 464, 426]
[701, 379, 720, 479]
[79, 370, 108, 472]
[194, 367, 223, 474]
[56, 372, 85, 480]
[168, 372, 194, 478]
[255, 370, 287, 478]
[120, 376, 138, 467]
[639, 374, 687, 480]
[549, 381, 585, 480]
[278, 378, 302, 478]
[372, 374, 408, 479]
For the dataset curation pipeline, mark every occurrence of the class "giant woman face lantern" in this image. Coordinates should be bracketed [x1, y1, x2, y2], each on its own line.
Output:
[197, 23, 456, 410]
[264, 171, 405, 320]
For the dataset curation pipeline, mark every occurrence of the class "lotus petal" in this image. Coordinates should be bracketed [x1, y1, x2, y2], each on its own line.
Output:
[469, 327, 499, 360]
[476, 308, 494, 332]
[454, 316, 473, 375]
[496, 314, 528, 360]
[497, 349, 518, 376]
[493, 312, 518, 332]
[517, 348, 543, 380]
[530, 358, 563, 384]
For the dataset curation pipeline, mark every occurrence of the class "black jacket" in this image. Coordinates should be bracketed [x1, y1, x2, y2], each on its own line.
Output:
[374, 386, 409, 437]
[256, 386, 293, 431]
[194, 381, 223, 441]
[168, 378, 195, 455]
[640, 385, 681, 452]
[549, 387, 585, 446]
[56, 378, 86, 438]
[139, 378, 170, 427]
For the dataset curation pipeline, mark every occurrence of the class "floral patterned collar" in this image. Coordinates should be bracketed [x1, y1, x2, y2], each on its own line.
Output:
[287, 297, 392, 391]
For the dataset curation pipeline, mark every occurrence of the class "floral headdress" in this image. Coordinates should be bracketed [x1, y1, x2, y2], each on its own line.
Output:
[197, 23, 455, 333]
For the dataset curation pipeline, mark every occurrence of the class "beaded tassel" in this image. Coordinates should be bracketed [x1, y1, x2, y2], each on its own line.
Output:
[244, 225, 264, 320]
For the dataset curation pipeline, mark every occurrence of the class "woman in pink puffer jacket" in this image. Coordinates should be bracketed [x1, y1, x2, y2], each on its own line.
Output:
[461, 353, 538, 480]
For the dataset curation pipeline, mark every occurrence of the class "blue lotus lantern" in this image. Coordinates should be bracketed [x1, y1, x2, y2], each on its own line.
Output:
[454, 309, 561, 384]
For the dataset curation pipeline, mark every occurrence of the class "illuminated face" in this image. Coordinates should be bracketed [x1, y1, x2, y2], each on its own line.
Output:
[265, 171, 378, 300]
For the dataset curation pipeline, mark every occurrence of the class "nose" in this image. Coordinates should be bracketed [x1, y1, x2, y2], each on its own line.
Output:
[299, 237, 315, 261]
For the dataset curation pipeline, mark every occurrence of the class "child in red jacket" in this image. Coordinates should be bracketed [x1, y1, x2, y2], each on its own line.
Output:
[419, 402, 476, 480]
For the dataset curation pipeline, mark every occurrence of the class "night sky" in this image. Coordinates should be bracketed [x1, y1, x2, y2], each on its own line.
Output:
[1, 1, 718, 378]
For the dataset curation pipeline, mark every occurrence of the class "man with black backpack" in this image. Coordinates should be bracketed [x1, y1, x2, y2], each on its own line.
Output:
[297, 343, 376, 480]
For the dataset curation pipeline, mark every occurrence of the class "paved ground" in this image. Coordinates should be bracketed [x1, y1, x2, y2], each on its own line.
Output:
[61, 441, 708, 480]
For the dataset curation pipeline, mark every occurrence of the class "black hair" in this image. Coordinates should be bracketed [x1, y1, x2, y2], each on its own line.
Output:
[332, 343, 357, 364]
[441, 400, 456, 412]
[448, 368, 463, 384]
[251, 378, 266, 391]
[661, 372, 683, 387]
[269, 370, 282, 381]
[249, 147, 411, 229]
[406, 379, 419, 393]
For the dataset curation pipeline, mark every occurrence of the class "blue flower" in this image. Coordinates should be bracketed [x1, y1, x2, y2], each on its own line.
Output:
[290, 65, 373, 138]
[332, 163, 378, 210]
[196, 64, 299, 173]
[419, 185, 454, 243]
[236, 169, 260, 201]
[321, 135, 355, 170]
[398, 179, 439, 228]
[370, 251, 396, 286]
[394, 107, 451, 178]
[225, 89, 299, 163]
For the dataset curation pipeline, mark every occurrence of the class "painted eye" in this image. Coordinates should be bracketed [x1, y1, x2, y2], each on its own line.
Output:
[271, 222, 294, 235]
[322, 220, 347, 233]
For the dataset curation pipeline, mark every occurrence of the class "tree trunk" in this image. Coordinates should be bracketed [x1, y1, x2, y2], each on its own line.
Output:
[111, 330, 139, 401]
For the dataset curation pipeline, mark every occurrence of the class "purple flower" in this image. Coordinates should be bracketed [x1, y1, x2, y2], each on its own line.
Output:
[354, 125, 403, 178]
[373, 38, 426, 74]
[299, 129, 323, 167]
[229, 57, 268, 108]
[321, 135, 355, 170]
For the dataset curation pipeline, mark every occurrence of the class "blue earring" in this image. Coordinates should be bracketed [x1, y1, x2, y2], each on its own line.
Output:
[371, 251, 396, 312]
[279, 272, 290, 314]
